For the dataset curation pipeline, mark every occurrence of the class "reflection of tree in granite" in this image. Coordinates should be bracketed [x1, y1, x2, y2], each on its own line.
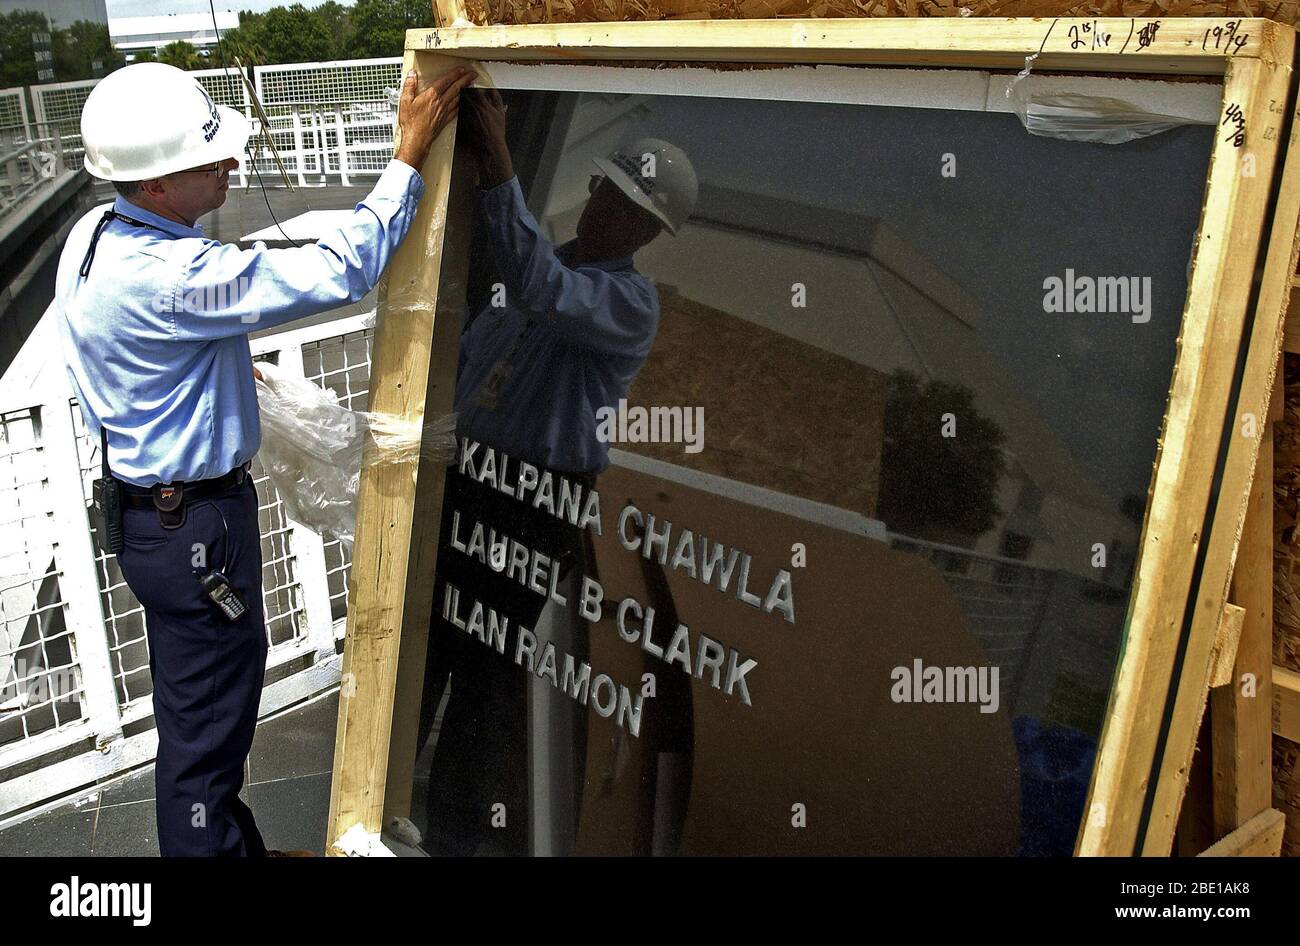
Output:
[878, 370, 1006, 541]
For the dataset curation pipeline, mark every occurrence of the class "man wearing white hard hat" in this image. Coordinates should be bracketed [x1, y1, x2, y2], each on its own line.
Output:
[454, 87, 696, 474]
[54, 61, 474, 857]
[414, 88, 697, 854]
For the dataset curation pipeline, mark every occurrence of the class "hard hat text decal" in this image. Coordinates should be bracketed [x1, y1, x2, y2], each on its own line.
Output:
[200, 91, 221, 144]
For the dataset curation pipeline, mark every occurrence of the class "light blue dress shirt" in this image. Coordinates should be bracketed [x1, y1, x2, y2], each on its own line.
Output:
[55, 159, 425, 486]
[455, 175, 660, 475]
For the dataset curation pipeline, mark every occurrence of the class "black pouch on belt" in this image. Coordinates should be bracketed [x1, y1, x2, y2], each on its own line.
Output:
[151, 481, 186, 529]
[89, 427, 125, 556]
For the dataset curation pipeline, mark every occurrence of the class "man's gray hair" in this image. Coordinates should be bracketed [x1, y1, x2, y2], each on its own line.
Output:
[113, 181, 142, 198]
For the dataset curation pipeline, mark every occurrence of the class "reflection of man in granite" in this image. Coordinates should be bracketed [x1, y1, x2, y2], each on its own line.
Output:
[415, 87, 697, 855]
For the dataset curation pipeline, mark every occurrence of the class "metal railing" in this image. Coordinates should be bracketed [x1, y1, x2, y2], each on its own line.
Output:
[0, 309, 373, 821]
[0, 88, 30, 134]
[890, 535, 1057, 701]
[0, 122, 65, 222]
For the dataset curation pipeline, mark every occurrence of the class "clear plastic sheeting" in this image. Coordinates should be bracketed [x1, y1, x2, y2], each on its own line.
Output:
[1006, 55, 1212, 145]
[254, 360, 456, 550]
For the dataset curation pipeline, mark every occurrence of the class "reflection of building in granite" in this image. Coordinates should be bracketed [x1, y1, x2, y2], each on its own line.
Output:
[538, 174, 1134, 723]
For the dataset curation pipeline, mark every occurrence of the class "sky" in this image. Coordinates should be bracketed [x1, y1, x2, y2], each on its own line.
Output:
[106, 0, 344, 17]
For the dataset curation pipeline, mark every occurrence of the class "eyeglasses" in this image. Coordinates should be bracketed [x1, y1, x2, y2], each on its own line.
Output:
[174, 162, 226, 175]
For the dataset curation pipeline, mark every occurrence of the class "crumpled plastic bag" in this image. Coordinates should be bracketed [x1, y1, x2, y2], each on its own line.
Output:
[254, 360, 457, 550]
[1006, 54, 1211, 145]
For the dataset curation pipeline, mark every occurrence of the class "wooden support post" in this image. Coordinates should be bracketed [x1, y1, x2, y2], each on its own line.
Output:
[1210, 414, 1276, 837]
[324, 48, 473, 853]
[1197, 808, 1286, 856]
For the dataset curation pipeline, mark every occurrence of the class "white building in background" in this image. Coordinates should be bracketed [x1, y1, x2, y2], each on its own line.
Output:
[109, 11, 239, 58]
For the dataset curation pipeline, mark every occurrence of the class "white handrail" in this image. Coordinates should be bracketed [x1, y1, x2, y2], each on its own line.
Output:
[0, 307, 371, 817]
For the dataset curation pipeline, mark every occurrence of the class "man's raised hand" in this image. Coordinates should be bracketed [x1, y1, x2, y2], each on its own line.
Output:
[395, 66, 477, 170]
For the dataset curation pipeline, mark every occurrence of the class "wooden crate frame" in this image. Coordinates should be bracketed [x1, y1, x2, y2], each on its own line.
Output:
[326, 15, 1300, 857]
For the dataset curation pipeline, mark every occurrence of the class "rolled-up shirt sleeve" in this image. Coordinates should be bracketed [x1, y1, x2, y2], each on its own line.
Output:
[477, 175, 657, 357]
[163, 159, 425, 340]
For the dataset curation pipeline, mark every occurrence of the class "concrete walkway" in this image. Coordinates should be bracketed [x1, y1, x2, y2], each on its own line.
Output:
[0, 690, 339, 856]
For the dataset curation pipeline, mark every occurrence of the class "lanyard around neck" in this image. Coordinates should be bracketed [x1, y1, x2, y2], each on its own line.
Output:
[79, 209, 169, 279]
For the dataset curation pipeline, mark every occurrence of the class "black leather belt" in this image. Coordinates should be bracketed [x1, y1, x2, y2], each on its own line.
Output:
[119, 463, 251, 509]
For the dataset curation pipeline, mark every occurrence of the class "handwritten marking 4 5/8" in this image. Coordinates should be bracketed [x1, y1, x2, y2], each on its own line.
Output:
[1223, 102, 1246, 147]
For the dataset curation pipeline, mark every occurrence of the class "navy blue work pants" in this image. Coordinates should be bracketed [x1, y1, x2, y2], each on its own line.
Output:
[116, 475, 268, 857]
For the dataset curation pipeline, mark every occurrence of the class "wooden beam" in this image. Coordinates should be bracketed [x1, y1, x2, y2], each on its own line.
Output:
[1197, 808, 1286, 856]
[1079, 41, 1298, 856]
[1210, 428, 1275, 837]
[1138, 47, 1300, 854]
[325, 49, 471, 853]
[1275, 664, 1300, 742]
[409, 17, 1285, 76]
[1207, 603, 1246, 689]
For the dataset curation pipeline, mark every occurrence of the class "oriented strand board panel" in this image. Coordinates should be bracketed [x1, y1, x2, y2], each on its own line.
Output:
[1277, 354, 1300, 676]
[1276, 357, 1300, 856]
[1275, 735, 1300, 856]
[625, 287, 888, 515]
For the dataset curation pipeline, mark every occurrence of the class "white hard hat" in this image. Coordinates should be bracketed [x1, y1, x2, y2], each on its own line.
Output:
[592, 137, 697, 235]
[81, 63, 252, 181]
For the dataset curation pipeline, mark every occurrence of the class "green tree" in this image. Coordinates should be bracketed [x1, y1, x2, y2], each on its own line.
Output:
[876, 371, 1007, 539]
[158, 40, 206, 71]
[217, 25, 267, 68]
[344, 0, 436, 59]
[257, 4, 334, 64]
[131, 47, 157, 63]
[1, 10, 53, 86]
[53, 20, 125, 80]
[314, 2, 352, 61]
